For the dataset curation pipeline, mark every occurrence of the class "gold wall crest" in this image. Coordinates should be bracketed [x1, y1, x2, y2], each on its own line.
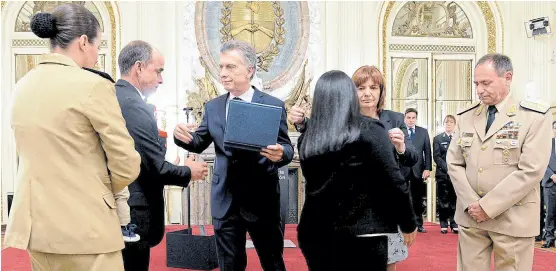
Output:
[196, 1, 310, 91]
[186, 57, 219, 124]
[285, 59, 312, 131]
[220, 1, 285, 72]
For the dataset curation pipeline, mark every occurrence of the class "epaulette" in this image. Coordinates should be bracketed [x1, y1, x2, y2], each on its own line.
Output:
[83, 67, 115, 83]
[520, 99, 550, 114]
[457, 100, 481, 115]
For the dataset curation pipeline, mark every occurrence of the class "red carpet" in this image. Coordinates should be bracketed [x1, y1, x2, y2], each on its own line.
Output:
[3, 223, 556, 270]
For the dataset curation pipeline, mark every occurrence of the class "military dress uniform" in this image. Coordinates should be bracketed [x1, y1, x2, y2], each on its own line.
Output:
[433, 132, 457, 232]
[447, 93, 552, 271]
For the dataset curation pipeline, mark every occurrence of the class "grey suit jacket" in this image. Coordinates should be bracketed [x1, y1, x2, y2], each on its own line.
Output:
[543, 138, 556, 187]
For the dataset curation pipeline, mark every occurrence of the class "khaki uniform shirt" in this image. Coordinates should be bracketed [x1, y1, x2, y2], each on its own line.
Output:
[447, 94, 552, 237]
[4, 54, 141, 254]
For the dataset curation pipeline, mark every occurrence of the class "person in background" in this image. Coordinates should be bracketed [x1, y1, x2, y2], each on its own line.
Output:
[5, 4, 141, 270]
[403, 108, 432, 233]
[541, 120, 556, 248]
[296, 70, 416, 271]
[433, 115, 458, 234]
[289, 65, 418, 271]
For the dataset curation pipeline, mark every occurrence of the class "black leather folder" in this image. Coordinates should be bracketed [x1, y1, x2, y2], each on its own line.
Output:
[224, 99, 282, 151]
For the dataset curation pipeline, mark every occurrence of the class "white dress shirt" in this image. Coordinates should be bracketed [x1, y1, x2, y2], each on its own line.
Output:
[226, 87, 254, 120]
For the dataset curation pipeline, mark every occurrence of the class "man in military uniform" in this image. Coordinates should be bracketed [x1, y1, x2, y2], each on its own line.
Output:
[448, 53, 553, 271]
[433, 115, 458, 234]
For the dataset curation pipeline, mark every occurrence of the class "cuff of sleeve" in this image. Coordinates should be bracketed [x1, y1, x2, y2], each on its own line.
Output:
[477, 198, 495, 220]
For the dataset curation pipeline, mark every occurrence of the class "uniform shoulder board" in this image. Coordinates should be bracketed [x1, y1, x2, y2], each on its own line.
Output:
[457, 100, 481, 115]
[83, 67, 115, 83]
[520, 99, 550, 114]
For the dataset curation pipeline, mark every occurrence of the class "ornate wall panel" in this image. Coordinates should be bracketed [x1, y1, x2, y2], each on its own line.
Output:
[389, 44, 475, 53]
[14, 1, 104, 32]
[392, 1, 472, 38]
[195, 1, 310, 91]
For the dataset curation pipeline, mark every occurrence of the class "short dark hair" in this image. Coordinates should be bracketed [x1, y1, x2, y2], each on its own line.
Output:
[444, 115, 456, 123]
[552, 120, 556, 127]
[30, 4, 100, 49]
[299, 70, 361, 160]
[405, 108, 418, 116]
[476, 53, 513, 77]
[118, 40, 154, 76]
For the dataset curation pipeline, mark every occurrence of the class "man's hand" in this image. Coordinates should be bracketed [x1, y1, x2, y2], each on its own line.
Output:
[402, 228, 417, 248]
[422, 170, 430, 180]
[174, 123, 197, 144]
[468, 201, 490, 223]
[288, 105, 305, 125]
[552, 174, 556, 183]
[261, 144, 284, 162]
[173, 156, 181, 165]
[388, 128, 406, 154]
[184, 155, 208, 181]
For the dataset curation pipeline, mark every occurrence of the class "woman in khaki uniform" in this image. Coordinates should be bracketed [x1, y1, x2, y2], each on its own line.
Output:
[4, 4, 140, 271]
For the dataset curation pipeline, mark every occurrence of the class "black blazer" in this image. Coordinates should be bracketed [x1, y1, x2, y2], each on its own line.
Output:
[115, 79, 192, 247]
[298, 110, 418, 167]
[543, 139, 556, 188]
[433, 132, 452, 179]
[297, 116, 416, 237]
[378, 110, 418, 167]
[401, 125, 432, 179]
[174, 87, 294, 220]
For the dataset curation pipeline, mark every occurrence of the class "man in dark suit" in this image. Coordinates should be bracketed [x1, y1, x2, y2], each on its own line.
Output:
[542, 120, 556, 248]
[116, 40, 209, 271]
[403, 108, 432, 233]
[174, 40, 294, 271]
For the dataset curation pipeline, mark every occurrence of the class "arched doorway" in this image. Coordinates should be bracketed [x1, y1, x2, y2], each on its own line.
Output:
[0, 1, 121, 224]
[378, 1, 504, 223]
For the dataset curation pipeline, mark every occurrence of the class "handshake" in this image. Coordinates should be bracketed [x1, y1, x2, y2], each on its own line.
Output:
[172, 123, 209, 181]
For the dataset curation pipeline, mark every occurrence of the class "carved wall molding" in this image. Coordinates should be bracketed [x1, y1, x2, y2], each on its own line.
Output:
[11, 39, 108, 48]
[389, 44, 475, 53]
[380, 1, 503, 79]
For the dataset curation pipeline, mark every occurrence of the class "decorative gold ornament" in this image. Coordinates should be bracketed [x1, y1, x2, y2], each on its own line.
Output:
[220, 1, 285, 72]
[507, 104, 516, 116]
[285, 59, 312, 131]
[381, 1, 502, 84]
[186, 57, 220, 124]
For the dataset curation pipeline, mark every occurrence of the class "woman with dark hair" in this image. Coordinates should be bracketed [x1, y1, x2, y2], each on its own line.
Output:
[296, 70, 416, 271]
[290, 65, 419, 271]
[4, 4, 140, 270]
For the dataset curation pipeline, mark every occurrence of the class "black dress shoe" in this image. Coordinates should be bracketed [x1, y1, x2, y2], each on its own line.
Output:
[535, 235, 543, 242]
[440, 228, 448, 234]
[417, 226, 427, 233]
[542, 240, 555, 248]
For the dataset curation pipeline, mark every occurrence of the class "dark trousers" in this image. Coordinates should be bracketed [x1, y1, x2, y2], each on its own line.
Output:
[299, 234, 388, 271]
[409, 174, 426, 226]
[437, 176, 457, 229]
[544, 185, 556, 242]
[540, 184, 546, 238]
[122, 206, 152, 271]
[122, 244, 150, 271]
[213, 211, 286, 271]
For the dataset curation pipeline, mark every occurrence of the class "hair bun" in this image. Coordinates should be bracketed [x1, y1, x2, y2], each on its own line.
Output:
[30, 13, 57, 39]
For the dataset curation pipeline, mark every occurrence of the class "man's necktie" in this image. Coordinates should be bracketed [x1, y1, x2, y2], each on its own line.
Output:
[485, 105, 497, 133]
[449, 134, 452, 141]
[409, 128, 414, 141]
